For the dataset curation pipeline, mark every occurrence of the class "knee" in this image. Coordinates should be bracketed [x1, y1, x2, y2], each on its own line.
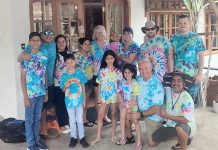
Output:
[176, 126, 185, 135]
[147, 138, 158, 147]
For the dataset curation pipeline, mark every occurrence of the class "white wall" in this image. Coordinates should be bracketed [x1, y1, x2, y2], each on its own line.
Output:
[130, 0, 147, 46]
[0, 0, 30, 119]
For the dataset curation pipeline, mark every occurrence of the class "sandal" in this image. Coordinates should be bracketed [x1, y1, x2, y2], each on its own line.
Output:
[135, 143, 142, 150]
[116, 138, 127, 145]
[171, 138, 192, 150]
[84, 121, 94, 127]
[91, 137, 102, 146]
[126, 135, 135, 144]
[111, 136, 117, 143]
[103, 119, 112, 126]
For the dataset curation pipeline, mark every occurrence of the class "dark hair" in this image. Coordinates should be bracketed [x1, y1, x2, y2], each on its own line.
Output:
[55, 34, 69, 61]
[123, 27, 133, 34]
[78, 37, 92, 45]
[29, 32, 41, 41]
[100, 50, 120, 69]
[64, 54, 75, 62]
[123, 64, 137, 79]
[179, 14, 190, 19]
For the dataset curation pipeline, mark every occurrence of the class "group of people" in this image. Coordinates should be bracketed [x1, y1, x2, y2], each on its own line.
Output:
[19, 13, 205, 150]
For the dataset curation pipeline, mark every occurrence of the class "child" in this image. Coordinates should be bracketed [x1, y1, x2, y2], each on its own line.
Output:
[20, 32, 49, 150]
[60, 54, 89, 148]
[109, 31, 124, 65]
[117, 64, 142, 150]
[91, 50, 123, 145]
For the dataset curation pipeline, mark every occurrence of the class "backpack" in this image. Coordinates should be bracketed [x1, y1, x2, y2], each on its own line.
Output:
[0, 118, 26, 143]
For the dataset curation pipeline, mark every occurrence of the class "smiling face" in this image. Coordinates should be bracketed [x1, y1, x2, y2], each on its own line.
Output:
[124, 68, 134, 81]
[178, 17, 191, 34]
[105, 54, 115, 67]
[123, 32, 133, 42]
[29, 36, 41, 50]
[65, 58, 76, 70]
[81, 40, 90, 52]
[138, 61, 152, 81]
[144, 27, 156, 39]
[57, 37, 67, 52]
[171, 75, 185, 93]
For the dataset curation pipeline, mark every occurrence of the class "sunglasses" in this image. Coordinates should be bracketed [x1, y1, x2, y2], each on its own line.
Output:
[144, 27, 156, 31]
[44, 31, 54, 36]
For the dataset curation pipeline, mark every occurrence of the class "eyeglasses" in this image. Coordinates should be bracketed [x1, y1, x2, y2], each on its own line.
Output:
[144, 27, 156, 31]
[44, 31, 54, 36]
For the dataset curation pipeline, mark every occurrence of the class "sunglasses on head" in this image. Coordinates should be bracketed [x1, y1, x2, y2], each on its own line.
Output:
[145, 27, 156, 31]
[44, 31, 54, 36]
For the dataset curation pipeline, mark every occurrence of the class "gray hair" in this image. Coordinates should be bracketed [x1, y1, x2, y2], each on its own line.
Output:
[92, 25, 107, 41]
[137, 57, 153, 69]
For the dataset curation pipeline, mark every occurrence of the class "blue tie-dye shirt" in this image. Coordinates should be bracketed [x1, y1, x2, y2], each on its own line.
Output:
[170, 32, 205, 77]
[21, 51, 48, 98]
[60, 69, 87, 108]
[137, 75, 164, 122]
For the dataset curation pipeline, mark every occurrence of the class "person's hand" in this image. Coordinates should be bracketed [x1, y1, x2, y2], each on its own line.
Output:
[24, 97, 31, 108]
[44, 91, 48, 102]
[132, 111, 140, 120]
[195, 72, 202, 84]
[160, 109, 168, 118]
[21, 52, 31, 61]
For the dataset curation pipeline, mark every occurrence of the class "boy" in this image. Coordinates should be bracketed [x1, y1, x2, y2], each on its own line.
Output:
[60, 54, 89, 148]
[20, 32, 49, 150]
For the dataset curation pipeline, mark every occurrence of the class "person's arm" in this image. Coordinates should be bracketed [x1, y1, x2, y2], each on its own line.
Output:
[17, 52, 31, 62]
[168, 46, 174, 73]
[83, 85, 86, 108]
[160, 109, 188, 124]
[141, 105, 162, 117]
[44, 71, 48, 102]
[20, 70, 31, 107]
[122, 53, 136, 64]
[195, 51, 204, 83]
[97, 84, 101, 106]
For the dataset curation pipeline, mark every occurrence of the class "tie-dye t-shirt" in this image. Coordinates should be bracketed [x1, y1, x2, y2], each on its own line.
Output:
[139, 37, 171, 82]
[137, 75, 164, 122]
[54, 53, 67, 87]
[170, 32, 205, 77]
[90, 41, 110, 75]
[21, 51, 48, 98]
[96, 67, 123, 104]
[118, 79, 139, 108]
[60, 70, 87, 108]
[121, 41, 140, 68]
[74, 51, 94, 80]
[164, 87, 197, 137]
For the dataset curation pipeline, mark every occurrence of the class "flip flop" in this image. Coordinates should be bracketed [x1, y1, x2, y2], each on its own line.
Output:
[91, 137, 102, 146]
[83, 121, 94, 127]
[103, 119, 112, 126]
[126, 135, 135, 144]
[116, 138, 127, 145]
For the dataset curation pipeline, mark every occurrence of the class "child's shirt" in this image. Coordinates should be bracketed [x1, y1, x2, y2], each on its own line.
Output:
[54, 53, 67, 87]
[20, 51, 48, 98]
[96, 67, 123, 104]
[60, 69, 87, 108]
[110, 41, 124, 65]
[74, 51, 94, 80]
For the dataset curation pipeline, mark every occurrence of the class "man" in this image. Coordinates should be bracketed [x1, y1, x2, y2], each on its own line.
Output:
[150, 71, 196, 150]
[125, 58, 164, 146]
[139, 21, 174, 82]
[170, 14, 205, 105]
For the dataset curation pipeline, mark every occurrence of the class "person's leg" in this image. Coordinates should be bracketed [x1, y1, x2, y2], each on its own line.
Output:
[110, 103, 117, 142]
[76, 106, 85, 140]
[119, 107, 127, 143]
[131, 112, 142, 146]
[25, 97, 37, 147]
[67, 107, 77, 139]
[125, 113, 134, 139]
[175, 124, 191, 150]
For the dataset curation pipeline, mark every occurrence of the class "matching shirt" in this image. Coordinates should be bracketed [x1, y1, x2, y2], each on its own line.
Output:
[137, 75, 164, 122]
[170, 32, 205, 77]
[139, 36, 171, 82]
[164, 87, 197, 137]
[90, 41, 110, 75]
[21, 51, 48, 98]
[60, 70, 87, 108]
[96, 67, 123, 104]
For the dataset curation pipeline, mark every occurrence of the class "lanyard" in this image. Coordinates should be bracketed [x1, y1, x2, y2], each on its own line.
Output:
[171, 91, 182, 110]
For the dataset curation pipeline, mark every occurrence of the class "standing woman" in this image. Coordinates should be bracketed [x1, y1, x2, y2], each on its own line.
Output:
[74, 38, 95, 127]
[53, 34, 70, 133]
[120, 27, 140, 69]
[90, 25, 111, 123]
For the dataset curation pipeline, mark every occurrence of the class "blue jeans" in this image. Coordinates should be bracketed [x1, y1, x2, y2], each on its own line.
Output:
[25, 96, 44, 147]
[67, 106, 85, 139]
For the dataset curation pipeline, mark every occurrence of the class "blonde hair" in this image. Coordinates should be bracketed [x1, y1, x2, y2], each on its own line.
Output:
[92, 25, 107, 41]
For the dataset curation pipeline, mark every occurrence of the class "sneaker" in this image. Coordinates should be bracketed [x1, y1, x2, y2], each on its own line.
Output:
[27, 145, 39, 150]
[80, 137, 89, 148]
[62, 128, 71, 134]
[69, 137, 78, 147]
[36, 139, 48, 150]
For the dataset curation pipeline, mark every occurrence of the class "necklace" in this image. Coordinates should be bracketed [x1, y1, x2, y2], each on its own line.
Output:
[171, 91, 182, 110]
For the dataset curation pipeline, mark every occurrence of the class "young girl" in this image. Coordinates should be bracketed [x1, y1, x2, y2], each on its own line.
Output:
[91, 50, 123, 145]
[117, 64, 142, 150]
[60, 54, 89, 148]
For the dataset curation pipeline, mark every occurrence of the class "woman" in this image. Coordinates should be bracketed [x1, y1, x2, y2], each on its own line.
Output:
[53, 34, 70, 133]
[90, 25, 111, 124]
[74, 37, 95, 127]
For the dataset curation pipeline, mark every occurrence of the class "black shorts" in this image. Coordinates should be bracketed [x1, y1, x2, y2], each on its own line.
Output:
[92, 76, 99, 87]
[43, 85, 54, 109]
[152, 123, 191, 143]
[85, 78, 94, 94]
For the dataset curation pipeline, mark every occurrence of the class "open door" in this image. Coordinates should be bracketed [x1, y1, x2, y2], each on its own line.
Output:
[104, 0, 125, 34]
